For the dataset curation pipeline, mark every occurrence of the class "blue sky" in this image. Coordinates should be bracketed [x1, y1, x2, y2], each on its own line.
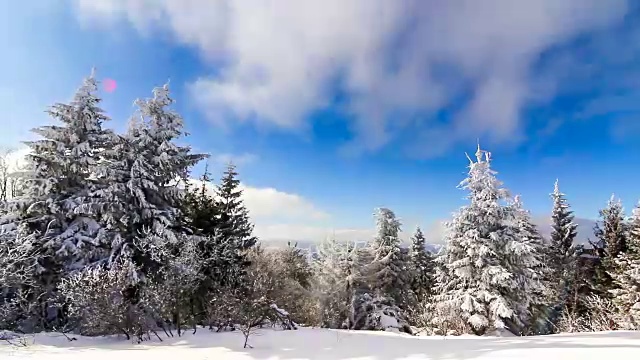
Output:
[2, 1, 640, 243]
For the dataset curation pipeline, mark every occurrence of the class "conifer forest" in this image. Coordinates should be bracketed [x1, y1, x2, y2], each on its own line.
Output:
[1, 72, 639, 346]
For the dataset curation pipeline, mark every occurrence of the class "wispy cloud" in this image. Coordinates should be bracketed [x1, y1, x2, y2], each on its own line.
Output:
[74, 0, 632, 157]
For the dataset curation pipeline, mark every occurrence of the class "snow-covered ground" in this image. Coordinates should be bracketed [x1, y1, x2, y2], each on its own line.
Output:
[2, 328, 640, 359]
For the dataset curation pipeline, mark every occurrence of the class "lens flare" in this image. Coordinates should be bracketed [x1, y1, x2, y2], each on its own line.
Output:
[103, 78, 117, 93]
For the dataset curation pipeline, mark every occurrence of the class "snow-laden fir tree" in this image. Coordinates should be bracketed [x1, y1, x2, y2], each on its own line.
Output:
[365, 208, 408, 306]
[349, 208, 412, 333]
[608, 201, 640, 329]
[2, 70, 115, 263]
[549, 180, 579, 272]
[408, 226, 435, 302]
[591, 195, 627, 298]
[182, 164, 218, 238]
[97, 83, 205, 280]
[508, 195, 548, 334]
[627, 202, 640, 257]
[549, 180, 579, 265]
[214, 163, 258, 289]
[0, 70, 116, 328]
[609, 257, 640, 329]
[434, 145, 521, 335]
[181, 165, 232, 321]
[547, 180, 582, 321]
[216, 163, 258, 252]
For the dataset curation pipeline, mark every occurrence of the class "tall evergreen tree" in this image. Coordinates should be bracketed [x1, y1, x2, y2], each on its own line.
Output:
[591, 195, 627, 298]
[0, 70, 115, 328]
[98, 83, 205, 279]
[547, 180, 581, 320]
[628, 202, 640, 257]
[609, 201, 640, 329]
[549, 180, 578, 265]
[408, 227, 435, 302]
[212, 163, 258, 292]
[435, 146, 521, 335]
[216, 163, 257, 251]
[181, 165, 228, 321]
[182, 164, 218, 237]
[365, 208, 408, 306]
[509, 195, 547, 334]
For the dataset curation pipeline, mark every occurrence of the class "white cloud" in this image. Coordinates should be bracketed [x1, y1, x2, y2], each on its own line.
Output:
[187, 177, 337, 240]
[240, 184, 329, 221]
[73, 0, 629, 156]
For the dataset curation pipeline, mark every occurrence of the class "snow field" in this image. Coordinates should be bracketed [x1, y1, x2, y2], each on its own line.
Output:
[2, 328, 640, 360]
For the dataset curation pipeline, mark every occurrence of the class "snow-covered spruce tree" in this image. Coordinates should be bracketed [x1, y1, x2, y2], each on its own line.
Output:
[214, 162, 257, 291]
[366, 208, 408, 304]
[179, 163, 258, 326]
[354, 208, 411, 333]
[180, 166, 226, 327]
[509, 195, 548, 334]
[312, 237, 360, 329]
[408, 227, 436, 302]
[609, 255, 640, 330]
[627, 202, 640, 257]
[434, 146, 522, 336]
[216, 162, 258, 251]
[547, 180, 585, 329]
[608, 201, 640, 329]
[591, 195, 627, 298]
[182, 164, 218, 238]
[97, 83, 205, 283]
[0, 70, 116, 329]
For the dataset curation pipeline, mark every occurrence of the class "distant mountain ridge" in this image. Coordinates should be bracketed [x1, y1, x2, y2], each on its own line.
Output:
[259, 216, 597, 253]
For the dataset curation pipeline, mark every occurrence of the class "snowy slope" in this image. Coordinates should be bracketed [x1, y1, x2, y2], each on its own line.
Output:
[2, 328, 639, 360]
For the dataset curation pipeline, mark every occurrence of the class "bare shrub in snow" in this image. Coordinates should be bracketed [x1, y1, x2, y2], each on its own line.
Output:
[0, 232, 38, 331]
[59, 259, 159, 341]
[555, 295, 624, 333]
[152, 235, 204, 336]
[230, 250, 275, 348]
[430, 301, 471, 336]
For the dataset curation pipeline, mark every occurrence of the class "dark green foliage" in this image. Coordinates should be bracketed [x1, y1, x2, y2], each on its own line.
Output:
[216, 163, 257, 251]
[180, 163, 259, 326]
[409, 227, 435, 301]
[548, 180, 580, 312]
[590, 196, 627, 298]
